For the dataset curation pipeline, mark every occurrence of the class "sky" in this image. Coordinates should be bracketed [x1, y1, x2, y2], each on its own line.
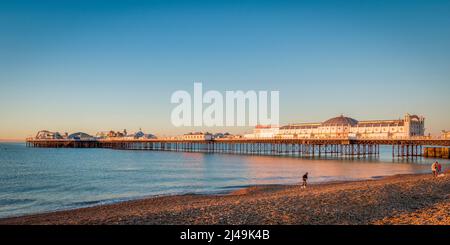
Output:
[1, 0, 450, 140]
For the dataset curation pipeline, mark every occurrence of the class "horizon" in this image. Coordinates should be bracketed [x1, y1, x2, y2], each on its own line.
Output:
[1, 0, 450, 139]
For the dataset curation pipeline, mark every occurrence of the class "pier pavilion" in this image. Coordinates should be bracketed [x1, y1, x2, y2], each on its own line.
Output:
[245, 114, 425, 140]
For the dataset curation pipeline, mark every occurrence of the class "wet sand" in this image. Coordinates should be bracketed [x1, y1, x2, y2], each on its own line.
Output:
[1, 173, 449, 225]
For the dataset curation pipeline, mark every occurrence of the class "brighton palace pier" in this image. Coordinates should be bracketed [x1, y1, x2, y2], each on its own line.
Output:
[27, 114, 450, 159]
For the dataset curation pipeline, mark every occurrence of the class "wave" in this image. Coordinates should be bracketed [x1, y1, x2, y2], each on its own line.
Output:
[0, 198, 35, 206]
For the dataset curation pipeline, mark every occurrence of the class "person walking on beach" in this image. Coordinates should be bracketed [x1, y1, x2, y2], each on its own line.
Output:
[302, 172, 308, 189]
[431, 161, 438, 177]
[437, 162, 442, 175]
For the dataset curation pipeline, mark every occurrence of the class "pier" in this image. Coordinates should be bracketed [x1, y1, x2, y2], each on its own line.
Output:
[26, 138, 450, 159]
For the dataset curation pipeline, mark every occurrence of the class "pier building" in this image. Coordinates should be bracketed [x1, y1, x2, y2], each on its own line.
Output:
[67, 132, 95, 140]
[96, 130, 127, 139]
[244, 125, 279, 139]
[35, 130, 63, 140]
[181, 132, 213, 141]
[246, 114, 425, 139]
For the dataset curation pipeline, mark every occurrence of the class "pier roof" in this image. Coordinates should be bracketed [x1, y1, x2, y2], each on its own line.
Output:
[322, 116, 358, 126]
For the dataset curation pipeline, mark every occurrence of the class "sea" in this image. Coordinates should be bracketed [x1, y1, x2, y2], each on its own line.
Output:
[0, 142, 448, 218]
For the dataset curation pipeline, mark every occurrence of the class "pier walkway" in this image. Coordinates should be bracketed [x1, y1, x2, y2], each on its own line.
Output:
[26, 138, 450, 158]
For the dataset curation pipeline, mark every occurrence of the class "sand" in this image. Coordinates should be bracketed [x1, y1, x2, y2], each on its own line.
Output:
[1, 173, 449, 225]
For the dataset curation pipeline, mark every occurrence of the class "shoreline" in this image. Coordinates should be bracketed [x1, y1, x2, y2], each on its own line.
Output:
[0, 174, 402, 220]
[1, 173, 449, 225]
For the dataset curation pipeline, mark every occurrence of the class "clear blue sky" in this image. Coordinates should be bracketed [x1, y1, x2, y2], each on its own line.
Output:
[1, 0, 450, 139]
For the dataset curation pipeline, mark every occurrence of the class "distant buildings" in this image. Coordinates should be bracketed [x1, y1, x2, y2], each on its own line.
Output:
[442, 131, 450, 139]
[245, 114, 425, 139]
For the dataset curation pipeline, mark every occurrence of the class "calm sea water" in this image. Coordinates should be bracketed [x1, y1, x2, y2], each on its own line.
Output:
[0, 142, 449, 218]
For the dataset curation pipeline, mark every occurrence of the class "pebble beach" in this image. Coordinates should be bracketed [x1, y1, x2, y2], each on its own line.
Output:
[1, 173, 449, 225]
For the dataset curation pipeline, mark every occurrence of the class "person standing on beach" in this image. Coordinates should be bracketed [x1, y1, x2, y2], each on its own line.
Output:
[302, 172, 308, 189]
[431, 161, 438, 177]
